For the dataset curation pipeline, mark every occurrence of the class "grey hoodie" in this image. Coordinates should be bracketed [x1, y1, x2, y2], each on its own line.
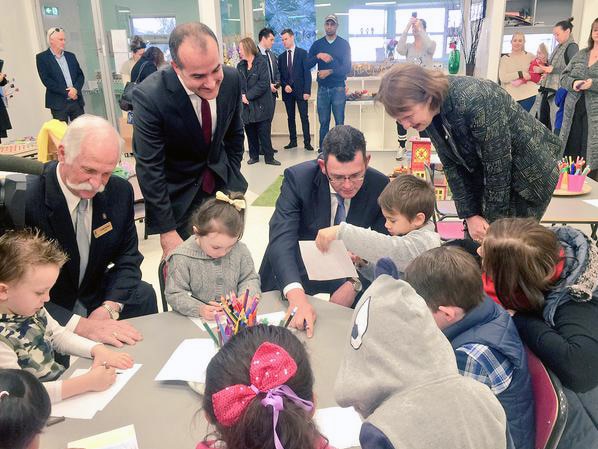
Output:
[334, 276, 507, 449]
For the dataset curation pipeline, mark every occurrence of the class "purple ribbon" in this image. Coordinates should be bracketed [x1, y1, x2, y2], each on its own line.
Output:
[252, 384, 314, 449]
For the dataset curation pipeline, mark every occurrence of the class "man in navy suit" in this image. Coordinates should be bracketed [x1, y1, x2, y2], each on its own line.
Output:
[259, 125, 388, 336]
[133, 22, 247, 258]
[35, 27, 85, 122]
[279, 29, 314, 152]
[24, 115, 156, 348]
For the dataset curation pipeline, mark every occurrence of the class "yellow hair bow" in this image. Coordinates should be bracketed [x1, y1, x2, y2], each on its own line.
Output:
[215, 191, 246, 211]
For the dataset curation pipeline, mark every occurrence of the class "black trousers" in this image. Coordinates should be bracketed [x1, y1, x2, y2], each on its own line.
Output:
[51, 100, 84, 123]
[396, 122, 429, 146]
[245, 119, 275, 161]
[283, 94, 311, 145]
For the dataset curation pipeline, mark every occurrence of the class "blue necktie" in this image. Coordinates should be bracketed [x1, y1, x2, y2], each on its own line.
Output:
[334, 193, 346, 225]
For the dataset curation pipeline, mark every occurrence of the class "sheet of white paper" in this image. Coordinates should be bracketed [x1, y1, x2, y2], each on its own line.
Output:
[154, 339, 217, 382]
[299, 240, 358, 281]
[583, 199, 598, 208]
[68, 424, 139, 449]
[52, 364, 142, 420]
[189, 311, 288, 330]
[314, 406, 362, 449]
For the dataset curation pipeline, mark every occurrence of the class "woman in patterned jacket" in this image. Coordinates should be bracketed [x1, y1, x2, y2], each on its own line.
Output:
[376, 64, 562, 242]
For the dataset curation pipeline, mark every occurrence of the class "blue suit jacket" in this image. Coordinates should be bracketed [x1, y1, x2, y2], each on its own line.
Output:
[278, 47, 312, 99]
[35, 48, 85, 110]
[259, 159, 389, 292]
[24, 162, 143, 325]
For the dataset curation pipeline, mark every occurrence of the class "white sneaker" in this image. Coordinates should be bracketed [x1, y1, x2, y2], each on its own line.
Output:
[395, 147, 406, 160]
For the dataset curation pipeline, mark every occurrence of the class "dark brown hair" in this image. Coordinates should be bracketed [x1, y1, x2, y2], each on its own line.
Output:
[554, 17, 574, 32]
[0, 229, 67, 284]
[129, 35, 146, 53]
[376, 64, 449, 118]
[482, 218, 561, 313]
[169, 22, 218, 68]
[144, 47, 165, 68]
[588, 18, 598, 50]
[239, 37, 259, 57]
[202, 325, 326, 449]
[404, 246, 484, 312]
[378, 174, 435, 223]
[281, 28, 294, 37]
[191, 192, 246, 239]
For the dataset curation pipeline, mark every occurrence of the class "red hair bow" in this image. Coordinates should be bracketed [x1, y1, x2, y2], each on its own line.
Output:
[212, 342, 303, 427]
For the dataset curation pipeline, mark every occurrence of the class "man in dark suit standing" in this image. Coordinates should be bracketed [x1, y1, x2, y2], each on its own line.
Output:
[257, 27, 280, 155]
[259, 125, 389, 337]
[35, 27, 85, 122]
[133, 22, 247, 258]
[279, 29, 314, 152]
[25, 115, 155, 347]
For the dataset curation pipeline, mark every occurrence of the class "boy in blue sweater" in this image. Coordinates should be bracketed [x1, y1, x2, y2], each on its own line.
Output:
[404, 246, 535, 449]
[307, 14, 352, 150]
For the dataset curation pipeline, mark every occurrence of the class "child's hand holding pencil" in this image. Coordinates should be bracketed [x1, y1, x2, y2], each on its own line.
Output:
[188, 292, 222, 320]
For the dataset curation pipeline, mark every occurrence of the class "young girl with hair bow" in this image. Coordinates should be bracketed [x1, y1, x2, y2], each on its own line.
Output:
[199, 325, 335, 449]
[165, 191, 261, 320]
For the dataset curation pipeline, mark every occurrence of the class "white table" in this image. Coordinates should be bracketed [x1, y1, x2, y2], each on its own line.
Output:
[43, 293, 356, 449]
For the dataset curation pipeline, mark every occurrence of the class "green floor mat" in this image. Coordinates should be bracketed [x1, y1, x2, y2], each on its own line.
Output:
[252, 175, 284, 207]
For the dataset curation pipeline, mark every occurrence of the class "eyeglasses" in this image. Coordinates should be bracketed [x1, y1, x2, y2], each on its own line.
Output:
[326, 171, 366, 185]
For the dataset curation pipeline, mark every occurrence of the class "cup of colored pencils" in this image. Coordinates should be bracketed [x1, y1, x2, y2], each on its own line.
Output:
[205, 289, 261, 347]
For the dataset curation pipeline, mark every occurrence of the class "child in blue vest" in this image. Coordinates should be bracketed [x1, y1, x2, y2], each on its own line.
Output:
[404, 246, 535, 449]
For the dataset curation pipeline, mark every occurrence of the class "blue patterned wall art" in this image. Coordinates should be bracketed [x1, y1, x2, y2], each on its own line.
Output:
[265, 0, 316, 55]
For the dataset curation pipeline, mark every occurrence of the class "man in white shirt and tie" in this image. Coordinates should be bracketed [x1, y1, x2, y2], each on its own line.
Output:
[24, 114, 157, 347]
[132, 22, 247, 259]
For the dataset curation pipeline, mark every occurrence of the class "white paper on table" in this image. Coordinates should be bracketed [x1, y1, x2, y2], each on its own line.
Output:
[52, 364, 142, 420]
[189, 311, 288, 330]
[299, 240, 358, 281]
[154, 339, 217, 382]
[583, 199, 598, 208]
[314, 406, 362, 449]
[68, 424, 139, 449]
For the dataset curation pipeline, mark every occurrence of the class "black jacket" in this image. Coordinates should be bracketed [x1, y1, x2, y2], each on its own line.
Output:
[237, 56, 274, 124]
[132, 66, 246, 234]
[130, 58, 157, 85]
[35, 48, 85, 110]
[24, 162, 144, 324]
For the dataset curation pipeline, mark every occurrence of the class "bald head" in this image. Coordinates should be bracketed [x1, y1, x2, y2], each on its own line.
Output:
[169, 22, 219, 69]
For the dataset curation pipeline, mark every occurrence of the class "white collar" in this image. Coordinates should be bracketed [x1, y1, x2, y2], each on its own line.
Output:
[56, 163, 86, 215]
[176, 73, 196, 97]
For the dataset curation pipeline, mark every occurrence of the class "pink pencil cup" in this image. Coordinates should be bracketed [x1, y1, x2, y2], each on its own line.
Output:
[568, 174, 586, 192]
[556, 172, 564, 190]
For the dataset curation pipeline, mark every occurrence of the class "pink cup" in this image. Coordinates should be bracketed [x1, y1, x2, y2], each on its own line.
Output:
[555, 172, 564, 190]
[568, 174, 586, 192]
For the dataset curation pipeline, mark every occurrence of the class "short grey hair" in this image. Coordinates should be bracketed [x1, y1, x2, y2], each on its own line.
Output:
[46, 27, 64, 45]
[61, 114, 123, 163]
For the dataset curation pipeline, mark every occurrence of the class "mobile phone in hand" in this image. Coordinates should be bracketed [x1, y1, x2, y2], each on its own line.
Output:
[412, 12, 417, 18]
[0, 59, 4, 72]
[575, 80, 586, 90]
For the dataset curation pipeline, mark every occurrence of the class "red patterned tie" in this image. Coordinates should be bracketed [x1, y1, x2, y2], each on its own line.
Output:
[200, 98, 215, 194]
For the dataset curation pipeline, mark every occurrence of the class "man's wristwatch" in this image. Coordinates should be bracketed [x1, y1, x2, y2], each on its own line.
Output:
[101, 302, 121, 320]
[349, 277, 363, 293]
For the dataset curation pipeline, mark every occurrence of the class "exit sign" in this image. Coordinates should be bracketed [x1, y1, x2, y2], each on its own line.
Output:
[43, 6, 59, 16]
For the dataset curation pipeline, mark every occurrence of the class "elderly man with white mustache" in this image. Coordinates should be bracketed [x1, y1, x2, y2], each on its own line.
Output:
[21, 114, 156, 349]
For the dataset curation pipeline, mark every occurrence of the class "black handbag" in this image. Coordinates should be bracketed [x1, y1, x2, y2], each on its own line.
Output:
[119, 61, 149, 111]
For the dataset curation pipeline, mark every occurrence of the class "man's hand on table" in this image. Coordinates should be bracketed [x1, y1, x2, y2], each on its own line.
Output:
[286, 288, 317, 338]
[75, 316, 143, 348]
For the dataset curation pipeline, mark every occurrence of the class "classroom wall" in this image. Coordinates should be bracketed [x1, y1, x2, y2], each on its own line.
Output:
[0, 1, 50, 139]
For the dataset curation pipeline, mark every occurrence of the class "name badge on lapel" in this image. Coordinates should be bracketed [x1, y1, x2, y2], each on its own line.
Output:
[93, 222, 113, 238]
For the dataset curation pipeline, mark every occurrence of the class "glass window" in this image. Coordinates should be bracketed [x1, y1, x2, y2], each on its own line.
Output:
[502, 33, 555, 55]
[349, 36, 386, 62]
[396, 8, 446, 33]
[349, 9, 386, 35]
[130, 16, 176, 61]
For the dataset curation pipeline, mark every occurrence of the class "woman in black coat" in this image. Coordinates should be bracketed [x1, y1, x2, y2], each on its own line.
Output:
[0, 72, 12, 142]
[237, 37, 280, 165]
[131, 47, 165, 85]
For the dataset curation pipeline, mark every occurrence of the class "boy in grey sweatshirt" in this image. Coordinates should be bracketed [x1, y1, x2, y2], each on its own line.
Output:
[316, 174, 441, 280]
[334, 271, 508, 449]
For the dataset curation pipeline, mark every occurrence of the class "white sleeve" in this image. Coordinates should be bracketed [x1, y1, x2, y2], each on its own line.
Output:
[45, 310, 97, 359]
[0, 340, 63, 403]
[64, 314, 81, 333]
